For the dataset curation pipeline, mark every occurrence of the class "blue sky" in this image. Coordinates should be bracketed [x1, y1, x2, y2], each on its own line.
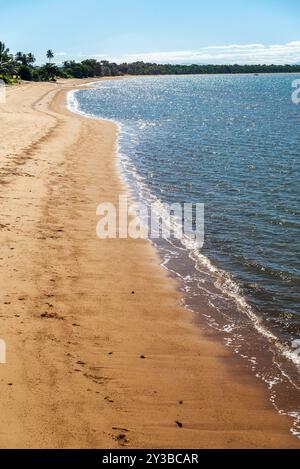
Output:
[1, 0, 300, 64]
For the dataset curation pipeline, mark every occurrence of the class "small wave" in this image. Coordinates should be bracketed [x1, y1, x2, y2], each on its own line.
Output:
[138, 121, 157, 130]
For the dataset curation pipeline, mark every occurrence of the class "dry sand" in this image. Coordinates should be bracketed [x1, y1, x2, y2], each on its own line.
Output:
[0, 79, 299, 449]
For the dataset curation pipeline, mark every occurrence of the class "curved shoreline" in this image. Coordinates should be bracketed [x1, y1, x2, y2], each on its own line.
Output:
[0, 79, 298, 448]
[68, 78, 300, 436]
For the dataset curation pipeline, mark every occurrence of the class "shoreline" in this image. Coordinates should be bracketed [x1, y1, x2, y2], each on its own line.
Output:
[0, 79, 299, 448]
[68, 77, 300, 433]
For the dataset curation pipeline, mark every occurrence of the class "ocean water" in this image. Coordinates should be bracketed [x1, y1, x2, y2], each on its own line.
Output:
[69, 74, 300, 435]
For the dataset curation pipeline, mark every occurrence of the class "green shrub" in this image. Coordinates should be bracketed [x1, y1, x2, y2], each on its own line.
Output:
[18, 65, 33, 81]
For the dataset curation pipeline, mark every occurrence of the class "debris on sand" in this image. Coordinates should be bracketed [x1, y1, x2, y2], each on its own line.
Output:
[40, 312, 65, 320]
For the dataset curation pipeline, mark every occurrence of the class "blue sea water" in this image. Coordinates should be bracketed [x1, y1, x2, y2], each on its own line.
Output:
[69, 74, 300, 434]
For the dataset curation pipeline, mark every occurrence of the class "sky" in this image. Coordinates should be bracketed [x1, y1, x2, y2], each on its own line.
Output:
[1, 0, 300, 65]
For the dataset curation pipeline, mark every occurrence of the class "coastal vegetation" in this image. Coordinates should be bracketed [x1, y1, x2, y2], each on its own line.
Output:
[1, 40, 300, 83]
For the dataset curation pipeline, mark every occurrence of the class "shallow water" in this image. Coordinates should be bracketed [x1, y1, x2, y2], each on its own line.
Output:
[69, 74, 300, 435]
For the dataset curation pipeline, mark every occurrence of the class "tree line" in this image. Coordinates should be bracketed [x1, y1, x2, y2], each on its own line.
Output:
[1, 41, 300, 83]
[0, 42, 61, 82]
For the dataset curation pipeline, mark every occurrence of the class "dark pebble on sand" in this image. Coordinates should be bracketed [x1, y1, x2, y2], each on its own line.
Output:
[176, 421, 183, 428]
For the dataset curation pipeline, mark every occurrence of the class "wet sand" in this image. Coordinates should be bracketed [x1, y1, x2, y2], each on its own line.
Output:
[0, 79, 299, 448]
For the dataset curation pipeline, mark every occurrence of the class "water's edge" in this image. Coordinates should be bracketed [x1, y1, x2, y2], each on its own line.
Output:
[67, 83, 300, 439]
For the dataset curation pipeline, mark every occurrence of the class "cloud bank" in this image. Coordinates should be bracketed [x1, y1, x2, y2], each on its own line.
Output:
[92, 41, 300, 65]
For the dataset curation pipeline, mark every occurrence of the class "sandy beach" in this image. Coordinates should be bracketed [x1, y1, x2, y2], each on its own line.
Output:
[0, 79, 299, 449]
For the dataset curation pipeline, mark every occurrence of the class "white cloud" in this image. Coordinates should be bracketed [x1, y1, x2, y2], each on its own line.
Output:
[206, 44, 265, 50]
[96, 41, 300, 65]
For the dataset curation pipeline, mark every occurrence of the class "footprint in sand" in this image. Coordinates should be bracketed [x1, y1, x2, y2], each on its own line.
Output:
[112, 428, 130, 446]
[40, 312, 65, 320]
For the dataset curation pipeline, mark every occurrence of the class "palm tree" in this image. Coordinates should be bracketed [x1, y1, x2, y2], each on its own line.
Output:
[0, 42, 10, 64]
[0, 42, 13, 76]
[15, 51, 23, 62]
[15, 51, 35, 66]
[15, 51, 28, 66]
[46, 49, 54, 63]
[39, 63, 59, 81]
[27, 53, 36, 65]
